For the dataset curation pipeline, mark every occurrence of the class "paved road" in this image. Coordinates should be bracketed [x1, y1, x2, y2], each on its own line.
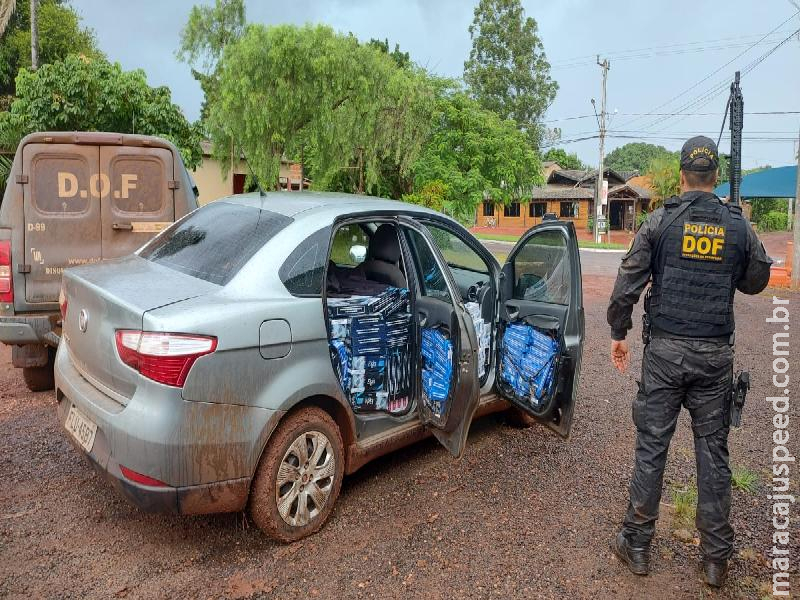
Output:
[480, 239, 624, 278]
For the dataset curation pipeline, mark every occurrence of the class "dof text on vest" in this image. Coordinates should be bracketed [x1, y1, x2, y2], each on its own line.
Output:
[650, 191, 747, 337]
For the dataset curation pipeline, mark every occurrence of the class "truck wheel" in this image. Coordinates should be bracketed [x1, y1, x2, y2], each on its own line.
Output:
[22, 349, 55, 392]
[249, 407, 344, 543]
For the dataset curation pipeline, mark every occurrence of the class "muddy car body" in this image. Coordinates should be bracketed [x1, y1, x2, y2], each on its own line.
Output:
[0, 132, 198, 390]
[55, 192, 584, 541]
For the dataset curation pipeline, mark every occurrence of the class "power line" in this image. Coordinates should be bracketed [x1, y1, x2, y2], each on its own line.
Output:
[542, 110, 800, 123]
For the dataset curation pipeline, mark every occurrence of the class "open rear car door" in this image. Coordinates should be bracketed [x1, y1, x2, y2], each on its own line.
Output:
[399, 218, 480, 458]
[496, 220, 584, 437]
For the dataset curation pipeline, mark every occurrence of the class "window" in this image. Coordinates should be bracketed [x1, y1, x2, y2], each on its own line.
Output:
[279, 227, 331, 296]
[139, 202, 292, 285]
[560, 202, 579, 218]
[529, 202, 547, 218]
[503, 202, 521, 217]
[482, 202, 494, 217]
[404, 228, 453, 305]
[330, 223, 370, 267]
[512, 230, 570, 304]
[424, 223, 489, 274]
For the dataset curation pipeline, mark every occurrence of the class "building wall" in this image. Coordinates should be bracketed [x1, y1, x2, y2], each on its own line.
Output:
[478, 199, 591, 231]
[192, 156, 303, 206]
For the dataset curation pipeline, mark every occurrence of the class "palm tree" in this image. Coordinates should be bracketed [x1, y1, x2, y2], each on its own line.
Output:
[0, 0, 17, 36]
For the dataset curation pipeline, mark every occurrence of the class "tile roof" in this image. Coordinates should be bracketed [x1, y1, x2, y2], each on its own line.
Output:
[530, 186, 594, 199]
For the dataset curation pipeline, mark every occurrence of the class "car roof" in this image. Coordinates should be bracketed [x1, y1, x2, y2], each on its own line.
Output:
[215, 191, 448, 221]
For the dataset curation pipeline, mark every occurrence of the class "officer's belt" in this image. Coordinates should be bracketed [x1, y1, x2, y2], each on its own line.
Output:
[650, 325, 731, 344]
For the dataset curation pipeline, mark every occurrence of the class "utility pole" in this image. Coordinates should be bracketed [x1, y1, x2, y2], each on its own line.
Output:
[792, 126, 800, 289]
[30, 0, 38, 70]
[594, 56, 610, 244]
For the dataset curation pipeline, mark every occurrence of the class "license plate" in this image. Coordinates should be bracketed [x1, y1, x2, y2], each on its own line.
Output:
[65, 405, 97, 453]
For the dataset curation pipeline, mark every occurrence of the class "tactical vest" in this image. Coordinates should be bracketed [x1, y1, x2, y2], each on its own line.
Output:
[649, 192, 747, 338]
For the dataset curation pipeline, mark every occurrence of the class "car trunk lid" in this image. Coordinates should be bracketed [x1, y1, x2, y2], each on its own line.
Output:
[62, 254, 218, 402]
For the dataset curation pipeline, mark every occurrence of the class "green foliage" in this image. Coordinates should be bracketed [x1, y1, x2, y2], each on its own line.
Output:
[605, 142, 677, 174]
[463, 0, 557, 147]
[0, 0, 103, 98]
[636, 210, 649, 228]
[670, 483, 698, 528]
[208, 24, 436, 194]
[0, 154, 11, 198]
[751, 198, 790, 231]
[409, 91, 542, 224]
[402, 180, 446, 213]
[731, 465, 759, 493]
[543, 147, 586, 170]
[0, 56, 203, 167]
[177, 0, 245, 125]
[647, 155, 681, 207]
[367, 38, 411, 70]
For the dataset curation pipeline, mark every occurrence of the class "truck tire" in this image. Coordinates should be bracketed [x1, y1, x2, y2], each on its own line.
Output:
[249, 406, 344, 543]
[22, 349, 55, 392]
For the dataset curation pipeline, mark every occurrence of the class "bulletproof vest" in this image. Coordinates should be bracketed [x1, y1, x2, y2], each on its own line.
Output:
[649, 192, 747, 338]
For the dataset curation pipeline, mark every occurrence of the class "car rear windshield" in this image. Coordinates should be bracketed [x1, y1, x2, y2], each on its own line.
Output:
[139, 202, 292, 285]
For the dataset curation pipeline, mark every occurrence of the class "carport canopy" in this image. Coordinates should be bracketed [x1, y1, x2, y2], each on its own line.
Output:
[714, 165, 797, 199]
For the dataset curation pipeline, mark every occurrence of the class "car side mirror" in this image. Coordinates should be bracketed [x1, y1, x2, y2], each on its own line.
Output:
[349, 244, 367, 264]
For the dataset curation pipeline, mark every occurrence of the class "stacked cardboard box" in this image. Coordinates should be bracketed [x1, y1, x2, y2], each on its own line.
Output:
[500, 323, 559, 406]
[421, 328, 453, 418]
[328, 287, 412, 413]
[464, 301, 491, 378]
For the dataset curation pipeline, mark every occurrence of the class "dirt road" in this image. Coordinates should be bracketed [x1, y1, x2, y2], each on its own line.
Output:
[1, 252, 797, 599]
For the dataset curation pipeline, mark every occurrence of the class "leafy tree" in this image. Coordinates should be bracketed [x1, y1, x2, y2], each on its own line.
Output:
[208, 24, 435, 194]
[367, 38, 411, 70]
[176, 0, 245, 125]
[463, 0, 557, 147]
[407, 91, 542, 224]
[0, 0, 102, 101]
[543, 147, 586, 170]
[604, 142, 677, 174]
[0, 55, 203, 167]
[646, 155, 680, 207]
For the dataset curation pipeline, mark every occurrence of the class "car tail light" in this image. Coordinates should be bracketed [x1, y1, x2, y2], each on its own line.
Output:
[0, 240, 12, 304]
[59, 283, 68, 319]
[120, 465, 169, 488]
[115, 330, 217, 387]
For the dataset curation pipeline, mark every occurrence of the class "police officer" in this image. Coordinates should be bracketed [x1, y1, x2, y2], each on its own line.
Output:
[606, 136, 772, 587]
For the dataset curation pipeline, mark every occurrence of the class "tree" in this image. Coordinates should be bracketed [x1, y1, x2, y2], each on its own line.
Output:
[406, 91, 542, 224]
[605, 142, 677, 174]
[647, 155, 680, 207]
[176, 0, 245, 124]
[0, 55, 203, 167]
[207, 24, 435, 194]
[0, 0, 102, 101]
[543, 147, 586, 171]
[367, 38, 411, 70]
[463, 0, 557, 147]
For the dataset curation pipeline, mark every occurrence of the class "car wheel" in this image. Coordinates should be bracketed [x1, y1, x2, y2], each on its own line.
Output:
[249, 407, 344, 542]
[22, 349, 55, 392]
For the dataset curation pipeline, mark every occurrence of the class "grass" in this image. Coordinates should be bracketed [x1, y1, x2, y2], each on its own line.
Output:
[474, 231, 627, 250]
[473, 232, 521, 243]
[670, 483, 698, 528]
[731, 465, 759, 493]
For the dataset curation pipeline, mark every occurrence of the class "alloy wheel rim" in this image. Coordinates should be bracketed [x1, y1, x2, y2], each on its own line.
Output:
[275, 430, 336, 527]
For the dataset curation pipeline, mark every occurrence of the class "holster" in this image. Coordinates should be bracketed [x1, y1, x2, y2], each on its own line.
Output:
[641, 288, 652, 346]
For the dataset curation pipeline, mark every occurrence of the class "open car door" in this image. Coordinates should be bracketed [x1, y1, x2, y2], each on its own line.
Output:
[496, 220, 584, 437]
[399, 218, 480, 458]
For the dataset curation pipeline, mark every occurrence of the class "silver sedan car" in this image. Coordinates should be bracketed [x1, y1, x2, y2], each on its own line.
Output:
[55, 192, 584, 542]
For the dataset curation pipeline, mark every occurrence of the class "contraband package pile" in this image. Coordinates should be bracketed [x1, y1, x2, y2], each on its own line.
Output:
[500, 323, 559, 407]
[328, 287, 413, 414]
[421, 327, 453, 418]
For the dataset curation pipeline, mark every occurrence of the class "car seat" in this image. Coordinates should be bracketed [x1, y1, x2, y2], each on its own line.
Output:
[359, 224, 406, 288]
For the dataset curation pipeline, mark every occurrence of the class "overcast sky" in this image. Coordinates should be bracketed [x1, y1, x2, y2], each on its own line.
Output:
[70, 0, 800, 169]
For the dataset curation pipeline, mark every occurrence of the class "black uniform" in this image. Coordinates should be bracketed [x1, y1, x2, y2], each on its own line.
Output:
[607, 188, 771, 562]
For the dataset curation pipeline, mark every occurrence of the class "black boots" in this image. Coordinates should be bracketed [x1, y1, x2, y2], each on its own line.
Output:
[702, 560, 728, 588]
[611, 532, 650, 576]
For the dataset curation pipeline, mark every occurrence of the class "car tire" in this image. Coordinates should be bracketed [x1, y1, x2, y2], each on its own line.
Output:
[22, 349, 55, 392]
[249, 406, 344, 543]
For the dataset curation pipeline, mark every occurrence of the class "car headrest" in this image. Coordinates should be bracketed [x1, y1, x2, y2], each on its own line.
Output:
[368, 224, 401, 264]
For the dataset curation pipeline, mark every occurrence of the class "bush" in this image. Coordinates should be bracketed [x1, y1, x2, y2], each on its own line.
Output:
[759, 210, 788, 232]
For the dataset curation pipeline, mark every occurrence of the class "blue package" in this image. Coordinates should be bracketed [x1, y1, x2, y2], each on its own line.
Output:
[500, 323, 559, 403]
[421, 328, 453, 412]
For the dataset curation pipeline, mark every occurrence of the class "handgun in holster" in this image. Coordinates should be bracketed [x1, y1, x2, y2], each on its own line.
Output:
[641, 288, 652, 346]
[729, 371, 750, 428]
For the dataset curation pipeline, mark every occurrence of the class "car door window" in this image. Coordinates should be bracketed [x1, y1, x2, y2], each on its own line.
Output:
[512, 230, 570, 304]
[330, 223, 370, 267]
[404, 228, 453, 305]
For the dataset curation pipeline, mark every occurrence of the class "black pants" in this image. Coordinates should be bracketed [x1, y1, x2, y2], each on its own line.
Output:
[622, 337, 734, 563]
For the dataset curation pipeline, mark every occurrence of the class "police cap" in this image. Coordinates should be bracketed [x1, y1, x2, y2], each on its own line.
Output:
[680, 136, 719, 172]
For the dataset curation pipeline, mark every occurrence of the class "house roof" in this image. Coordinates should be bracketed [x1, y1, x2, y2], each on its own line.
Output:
[714, 165, 797, 199]
[548, 168, 628, 187]
[608, 184, 652, 200]
[530, 186, 594, 200]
